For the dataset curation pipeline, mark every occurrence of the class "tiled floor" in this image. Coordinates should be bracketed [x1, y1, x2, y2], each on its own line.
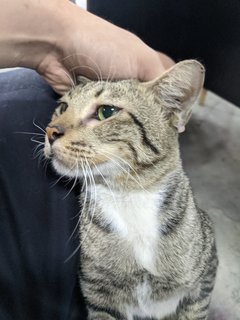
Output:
[180, 91, 240, 320]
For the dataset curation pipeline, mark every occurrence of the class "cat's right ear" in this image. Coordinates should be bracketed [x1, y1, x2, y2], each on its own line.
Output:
[143, 60, 205, 133]
[77, 76, 91, 87]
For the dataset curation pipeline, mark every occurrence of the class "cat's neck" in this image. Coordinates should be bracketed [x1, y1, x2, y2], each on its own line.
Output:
[90, 154, 183, 192]
[88, 182, 165, 273]
[85, 167, 186, 234]
[84, 167, 190, 273]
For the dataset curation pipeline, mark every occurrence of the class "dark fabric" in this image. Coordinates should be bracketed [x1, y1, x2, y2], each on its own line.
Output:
[0, 69, 87, 320]
[88, 0, 240, 106]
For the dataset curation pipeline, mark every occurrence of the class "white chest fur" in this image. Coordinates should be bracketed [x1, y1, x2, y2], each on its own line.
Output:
[91, 185, 165, 273]
[125, 281, 184, 320]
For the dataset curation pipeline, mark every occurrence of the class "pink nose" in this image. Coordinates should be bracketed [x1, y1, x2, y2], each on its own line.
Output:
[46, 125, 65, 145]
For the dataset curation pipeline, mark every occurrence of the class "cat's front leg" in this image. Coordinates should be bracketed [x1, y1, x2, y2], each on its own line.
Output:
[176, 294, 211, 320]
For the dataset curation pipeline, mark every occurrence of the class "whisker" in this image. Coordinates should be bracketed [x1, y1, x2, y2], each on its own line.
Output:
[91, 161, 118, 209]
[13, 131, 45, 136]
[80, 157, 97, 247]
[65, 157, 89, 262]
[134, 145, 157, 167]
[33, 148, 44, 160]
[103, 149, 144, 182]
[50, 160, 78, 188]
[105, 46, 116, 84]
[98, 150, 149, 193]
[62, 52, 103, 82]
[64, 242, 81, 263]
[108, 66, 116, 84]
[42, 157, 51, 176]
[70, 65, 101, 82]
[66, 157, 86, 238]
[68, 156, 96, 249]
[33, 143, 44, 155]
[61, 69, 76, 89]
[69, 158, 88, 221]
[30, 138, 45, 145]
[62, 159, 80, 200]
[32, 120, 46, 134]
[37, 151, 47, 169]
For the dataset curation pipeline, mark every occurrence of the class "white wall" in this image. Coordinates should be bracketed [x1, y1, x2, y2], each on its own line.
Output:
[76, 0, 87, 9]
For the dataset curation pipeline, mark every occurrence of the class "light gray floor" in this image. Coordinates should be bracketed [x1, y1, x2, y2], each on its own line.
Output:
[180, 91, 240, 320]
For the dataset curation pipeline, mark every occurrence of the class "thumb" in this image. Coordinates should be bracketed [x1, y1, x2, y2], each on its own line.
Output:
[38, 58, 74, 95]
[43, 66, 74, 95]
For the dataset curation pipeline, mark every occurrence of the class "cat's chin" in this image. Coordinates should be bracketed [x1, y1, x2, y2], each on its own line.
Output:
[51, 156, 124, 180]
[51, 158, 83, 178]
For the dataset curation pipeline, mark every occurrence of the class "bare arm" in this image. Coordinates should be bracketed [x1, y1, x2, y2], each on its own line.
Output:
[0, 0, 174, 94]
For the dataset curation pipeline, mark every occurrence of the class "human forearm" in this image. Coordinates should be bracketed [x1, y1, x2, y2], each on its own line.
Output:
[0, 0, 66, 69]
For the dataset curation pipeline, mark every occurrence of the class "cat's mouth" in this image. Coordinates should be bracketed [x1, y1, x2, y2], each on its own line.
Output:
[51, 156, 81, 178]
[46, 144, 112, 179]
[44, 135, 128, 180]
[44, 141, 80, 177]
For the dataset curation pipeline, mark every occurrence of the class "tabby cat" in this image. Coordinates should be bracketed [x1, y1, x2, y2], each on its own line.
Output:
[44, 60, 218, 320]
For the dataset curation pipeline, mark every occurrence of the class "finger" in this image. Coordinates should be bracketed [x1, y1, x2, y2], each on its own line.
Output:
[42, 67, 74, 96]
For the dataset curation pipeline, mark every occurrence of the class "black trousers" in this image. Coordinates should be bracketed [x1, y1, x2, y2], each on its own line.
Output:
[0, 69, 87, 319]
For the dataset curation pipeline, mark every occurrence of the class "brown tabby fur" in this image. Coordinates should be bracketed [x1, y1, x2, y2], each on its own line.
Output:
[44, 60, 218, 319]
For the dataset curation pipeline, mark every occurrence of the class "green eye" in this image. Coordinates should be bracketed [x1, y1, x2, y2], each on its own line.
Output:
[97, 105, 120, 121]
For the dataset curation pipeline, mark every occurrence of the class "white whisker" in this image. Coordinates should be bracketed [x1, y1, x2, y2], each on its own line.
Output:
[70, 65, 101, 82]
[13, 131, 45, 136]
[62, 159, 80, 200]
[62, 52, 103, 82]
[98, 150, 150, 193]
[32, 120, 46, 134]
[65, 156, 90, 261]
[80, 157, 97, 248]
[61, 69, 76, 89]
[30, 138, 45, 145]
[50, 160, 77, 188]
[33, 143, 44, 156]
[91, 160, 118, 209]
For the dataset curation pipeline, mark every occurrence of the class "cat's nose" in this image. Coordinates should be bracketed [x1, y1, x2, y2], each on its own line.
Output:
[46, 125, 65, 145]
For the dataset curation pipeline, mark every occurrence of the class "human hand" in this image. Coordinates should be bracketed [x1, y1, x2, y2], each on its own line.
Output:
[37, 2, 174, 95]
[0, 0, 174, 95]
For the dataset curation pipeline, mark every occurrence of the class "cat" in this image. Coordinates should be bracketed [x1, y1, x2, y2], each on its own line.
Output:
[44, 60, 218, 320]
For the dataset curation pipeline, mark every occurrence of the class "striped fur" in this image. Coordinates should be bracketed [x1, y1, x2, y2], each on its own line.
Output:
[45, 60, 218, 319]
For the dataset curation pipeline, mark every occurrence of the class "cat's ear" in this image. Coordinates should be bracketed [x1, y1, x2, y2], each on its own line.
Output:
[144, 60, 205, 133]
[77, 76, 91, 87]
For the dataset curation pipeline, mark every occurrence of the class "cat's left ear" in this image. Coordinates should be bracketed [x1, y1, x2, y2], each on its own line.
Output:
[144, 60, 205, 133]
[77, 76, 91, 87]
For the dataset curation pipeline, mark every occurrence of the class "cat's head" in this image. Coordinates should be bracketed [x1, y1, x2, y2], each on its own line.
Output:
[44, 60, 204, 188]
